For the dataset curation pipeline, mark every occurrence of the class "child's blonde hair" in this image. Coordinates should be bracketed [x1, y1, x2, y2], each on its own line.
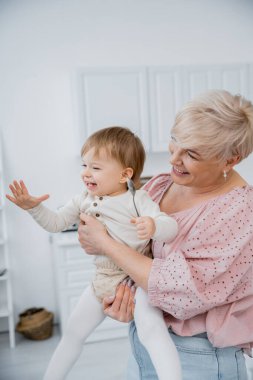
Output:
[81, 126, 146, 188]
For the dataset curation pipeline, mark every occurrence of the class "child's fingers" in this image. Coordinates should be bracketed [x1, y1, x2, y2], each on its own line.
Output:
[136, 223, 146, 229]
[13, 180, 23, 194]
[6, 194, 17, 204]
[130, 218, 136, 224]
[132, 216, 148, 224]
[9, 184, 18, 197]
[20, 180, 28, 194]
[137, 232, 149, 239]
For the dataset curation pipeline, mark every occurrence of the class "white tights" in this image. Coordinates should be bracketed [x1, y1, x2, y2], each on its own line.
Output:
[43, 285, 181, 380]
[43, 285, 105, 380]
[134, 287, 182, 380]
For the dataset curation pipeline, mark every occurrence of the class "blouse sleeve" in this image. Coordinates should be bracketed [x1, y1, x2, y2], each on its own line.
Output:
[148, 187, 253, 320]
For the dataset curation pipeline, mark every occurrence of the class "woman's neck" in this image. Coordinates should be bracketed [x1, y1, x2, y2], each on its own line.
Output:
[176, 170, 245, 197]
[161, 170, 247, 214]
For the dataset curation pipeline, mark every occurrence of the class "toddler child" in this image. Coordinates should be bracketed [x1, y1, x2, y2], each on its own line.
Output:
[7, 126, 181, 380]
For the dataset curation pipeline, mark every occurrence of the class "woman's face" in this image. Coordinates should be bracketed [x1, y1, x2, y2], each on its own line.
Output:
[169, 139, 225, 191]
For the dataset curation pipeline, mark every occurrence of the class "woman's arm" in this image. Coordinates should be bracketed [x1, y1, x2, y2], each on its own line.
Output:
[78, 214, 153, 291]
[148, 188, 253, 320]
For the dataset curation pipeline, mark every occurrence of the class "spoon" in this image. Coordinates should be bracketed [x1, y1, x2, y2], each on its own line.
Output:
[127, 178, 140, 217]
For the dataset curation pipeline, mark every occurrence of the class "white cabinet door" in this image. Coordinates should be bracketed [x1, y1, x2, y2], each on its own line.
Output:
[52, 233, 128, 342]
[148, 67, 185, 152]
[76, 67, 150, 150]
[183, 64, 249, 100]
[149, 64, 250, 152]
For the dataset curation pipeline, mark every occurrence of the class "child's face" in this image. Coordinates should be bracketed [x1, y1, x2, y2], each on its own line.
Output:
[81, 148, 128, 197]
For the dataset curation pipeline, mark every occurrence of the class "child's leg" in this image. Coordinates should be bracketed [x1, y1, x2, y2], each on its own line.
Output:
[43, 285, 105, 380]
[134, 287, 182, 380]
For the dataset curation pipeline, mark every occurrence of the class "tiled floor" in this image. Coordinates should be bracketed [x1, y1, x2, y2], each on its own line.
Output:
[0, 326, 132, 380]
[1, 327, 253, 380]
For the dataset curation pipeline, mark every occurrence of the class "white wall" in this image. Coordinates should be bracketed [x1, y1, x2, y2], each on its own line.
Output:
[1, 0, 253, 326]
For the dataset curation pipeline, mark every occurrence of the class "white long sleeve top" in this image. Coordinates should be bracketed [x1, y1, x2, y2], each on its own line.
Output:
[28, 188, 178, 300]
[28, 189, 178, 252]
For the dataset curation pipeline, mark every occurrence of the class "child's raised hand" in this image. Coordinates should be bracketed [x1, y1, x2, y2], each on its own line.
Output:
[6, 180, 49, 210]
[131, 216, 156, 240]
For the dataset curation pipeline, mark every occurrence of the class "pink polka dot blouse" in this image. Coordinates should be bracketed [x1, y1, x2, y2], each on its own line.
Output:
[145, 173, 253, 352]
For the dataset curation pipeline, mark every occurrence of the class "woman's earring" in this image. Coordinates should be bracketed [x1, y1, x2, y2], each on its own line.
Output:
[223, 170, 227, 180]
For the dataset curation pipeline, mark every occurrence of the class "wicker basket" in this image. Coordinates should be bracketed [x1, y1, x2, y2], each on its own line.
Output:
[16, 307, 54, 340]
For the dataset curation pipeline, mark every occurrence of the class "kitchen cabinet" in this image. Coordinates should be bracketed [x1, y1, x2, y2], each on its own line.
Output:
[75, 67, 149, 150]
[75, 63, 251, 153]
[51, 232, 128, 342]
[148, 64, 249, 151]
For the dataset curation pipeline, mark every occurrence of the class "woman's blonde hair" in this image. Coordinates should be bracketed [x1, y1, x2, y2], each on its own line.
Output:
[171, 90, 253, 162]
[81, 126, 146, 188]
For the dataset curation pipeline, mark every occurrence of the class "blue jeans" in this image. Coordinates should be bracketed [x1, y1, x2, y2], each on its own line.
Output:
[127, 321, 248, 380]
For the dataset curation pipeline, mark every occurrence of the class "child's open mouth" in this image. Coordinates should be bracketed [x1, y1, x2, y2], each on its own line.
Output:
[85, 182, 97, 191]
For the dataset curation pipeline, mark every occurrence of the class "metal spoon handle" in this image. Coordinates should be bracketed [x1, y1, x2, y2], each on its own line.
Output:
[127, 179, 140, 217]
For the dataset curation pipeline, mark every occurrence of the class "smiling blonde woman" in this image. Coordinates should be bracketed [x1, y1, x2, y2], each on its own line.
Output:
[78, 90, 253, 380]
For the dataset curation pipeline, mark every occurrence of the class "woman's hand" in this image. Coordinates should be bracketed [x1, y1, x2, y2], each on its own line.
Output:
[6, 180, 49, 210]
[78, 213, 109, 255]
[78, 215, 152, 291]
[102, 279, 136, 322]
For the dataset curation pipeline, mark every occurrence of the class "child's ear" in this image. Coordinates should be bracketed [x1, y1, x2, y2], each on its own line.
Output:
[120, 168, 134, 183]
